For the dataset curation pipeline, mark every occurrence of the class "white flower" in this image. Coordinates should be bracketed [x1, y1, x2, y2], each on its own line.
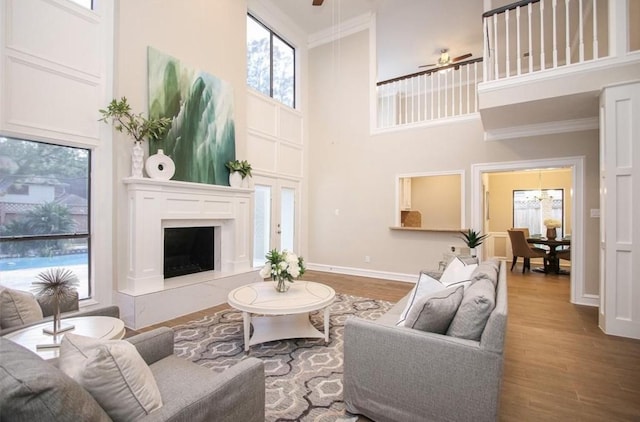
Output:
[259, 265, 271, 278]
[289, 265, 300, 278]
[544, 218, 561, 228]
[285, 253, 298, 264]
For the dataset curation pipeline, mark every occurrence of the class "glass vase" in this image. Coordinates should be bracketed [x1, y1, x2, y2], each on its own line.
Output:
[274, 276, 290, 293]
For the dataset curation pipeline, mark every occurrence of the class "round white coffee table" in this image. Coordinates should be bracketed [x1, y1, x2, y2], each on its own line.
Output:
[228, 281, 336, 351]
[3, 316, 125, 360]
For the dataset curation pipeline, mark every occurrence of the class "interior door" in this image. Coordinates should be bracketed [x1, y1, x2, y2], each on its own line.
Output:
[253, 176, 300, 267]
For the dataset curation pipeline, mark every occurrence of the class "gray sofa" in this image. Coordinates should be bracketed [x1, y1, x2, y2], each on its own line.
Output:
[0, 326, 265, 422]
[344, 260, 507, 422]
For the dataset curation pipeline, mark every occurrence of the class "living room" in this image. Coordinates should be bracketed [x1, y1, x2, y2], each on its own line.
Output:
[1, 0, 640, 421]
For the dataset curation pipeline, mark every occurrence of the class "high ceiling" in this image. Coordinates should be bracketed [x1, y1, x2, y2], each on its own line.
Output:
[269, 0, 486, 81]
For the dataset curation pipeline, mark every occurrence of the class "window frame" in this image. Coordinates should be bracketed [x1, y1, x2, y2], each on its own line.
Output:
[247, 13, 296, 109]
[0, 137, 93, 299]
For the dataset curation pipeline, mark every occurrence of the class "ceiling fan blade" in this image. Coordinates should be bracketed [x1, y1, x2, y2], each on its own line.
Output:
[418, 63, 437, 68]
[312, 0, 324, 5]
[452, 53, 472, 63]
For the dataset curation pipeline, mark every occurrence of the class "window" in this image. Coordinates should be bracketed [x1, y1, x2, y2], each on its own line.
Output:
[69, 0, 93, 9]
[0, 137, 91, 299]
[247, 14, 295, 108]
[513, 189, 564, 238]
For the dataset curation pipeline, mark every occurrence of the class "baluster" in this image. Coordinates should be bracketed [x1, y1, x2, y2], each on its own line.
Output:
[437, 72, 442, 119]
[565, 0, 571, 65]
[474, 61, 479, 112]
[483, 17, 489, 81]
[430, 73, 434, 120]
[593, 0, 598, 59]
[459, 66, 462, 115]
[466, 63, 470, 114]
[528, 3, 533, 73]
[421, 74, 426, 122]
[552, 0, 558, 68]
[444, 71, 449, 118]
[506, 9, 511, 77]
[578, 0, 584, 61]
[540, 0, 546, 70]
[410, 76, 414, 124]
[517, 6, 522, 75]
[403, 79, 408, 125]
[494, 13, 500, 79]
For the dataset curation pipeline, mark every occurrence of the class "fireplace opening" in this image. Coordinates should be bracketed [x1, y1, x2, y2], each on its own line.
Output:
[164, 227, 214, 279]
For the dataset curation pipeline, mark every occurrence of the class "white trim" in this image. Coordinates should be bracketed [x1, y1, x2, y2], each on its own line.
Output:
[471, 156, 593, 306]
[484, 117, 599, 141]
[478, 52, 640, 92]
[307, 263, 416, 284]
[368, 13, 377, 135]
[308, 12, 372, 49]
[372, 114, 481, 136]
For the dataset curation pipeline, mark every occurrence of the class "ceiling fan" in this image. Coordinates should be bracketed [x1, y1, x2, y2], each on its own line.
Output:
[312, 0, 324, 5]
[419, 49, 472, 69]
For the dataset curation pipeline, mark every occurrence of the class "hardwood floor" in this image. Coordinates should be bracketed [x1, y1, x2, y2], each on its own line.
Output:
[142, 268, 640, 421]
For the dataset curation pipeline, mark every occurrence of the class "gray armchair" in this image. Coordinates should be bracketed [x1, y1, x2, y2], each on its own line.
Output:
[0, 327, 266, 422]
[0, 289, 120, 336]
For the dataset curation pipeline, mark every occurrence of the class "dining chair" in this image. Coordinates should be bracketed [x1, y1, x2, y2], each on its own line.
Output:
[508, 229, 549, 273]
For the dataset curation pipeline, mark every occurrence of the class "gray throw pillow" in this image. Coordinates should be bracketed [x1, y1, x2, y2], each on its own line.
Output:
[447, 278, 496, 341]
[0, 286, 44, 328]
[404, 286, 464, 334]
[469, 259, 500, 288]
[0, 338, 110, 422]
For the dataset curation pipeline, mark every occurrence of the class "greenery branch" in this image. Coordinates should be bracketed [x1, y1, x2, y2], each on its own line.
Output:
[99, 97, 172, 143]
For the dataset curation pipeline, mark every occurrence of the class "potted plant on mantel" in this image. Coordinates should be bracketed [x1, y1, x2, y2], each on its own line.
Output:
[225, 159, 253, 188]
[459, 229, 489, 258]
[99, 97, 172, 178]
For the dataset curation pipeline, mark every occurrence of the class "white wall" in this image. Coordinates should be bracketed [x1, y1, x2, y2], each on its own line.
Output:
[307, 29, 601, 297]
[0, 0, 114, 308]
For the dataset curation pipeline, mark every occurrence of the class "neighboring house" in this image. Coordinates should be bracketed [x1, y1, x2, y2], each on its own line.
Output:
[0, 0, 637, 338]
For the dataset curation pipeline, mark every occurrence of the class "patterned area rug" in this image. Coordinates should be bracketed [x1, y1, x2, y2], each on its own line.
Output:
[172, 293, 393, 422]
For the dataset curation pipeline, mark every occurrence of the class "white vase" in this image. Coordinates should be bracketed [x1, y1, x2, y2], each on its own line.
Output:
[229, 171, 243, 187]
[131, 141, 144, 178]
[145, 149, 175, 180]
[241, 176, 251, 188]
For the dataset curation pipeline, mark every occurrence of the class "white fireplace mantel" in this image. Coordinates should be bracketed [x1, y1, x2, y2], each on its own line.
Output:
[122, 177, 254, 296]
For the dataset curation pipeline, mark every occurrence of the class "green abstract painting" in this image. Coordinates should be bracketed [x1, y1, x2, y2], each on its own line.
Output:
[148, 47, 235, 185]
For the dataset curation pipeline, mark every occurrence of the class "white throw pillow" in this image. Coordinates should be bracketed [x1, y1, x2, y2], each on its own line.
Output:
[397, 271, 449, 325]
[59, 333, 163, 422]
[439, 257, 478, 287]
[0, 286, 44, 328]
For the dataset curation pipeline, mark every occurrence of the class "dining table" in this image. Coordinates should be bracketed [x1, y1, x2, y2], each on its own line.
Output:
[527, 237, 571, 274]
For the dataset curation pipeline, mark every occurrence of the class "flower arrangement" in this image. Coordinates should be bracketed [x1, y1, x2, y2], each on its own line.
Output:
[259, 249, 306, 292]
[544, 219, 562, 228]
[225, 159, 253, 178]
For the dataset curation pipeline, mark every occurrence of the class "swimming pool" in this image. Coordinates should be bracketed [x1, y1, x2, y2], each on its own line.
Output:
[0, 253, 88, 271]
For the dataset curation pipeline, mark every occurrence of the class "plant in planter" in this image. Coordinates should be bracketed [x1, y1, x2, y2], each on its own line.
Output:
[225, 159, 253, 187]
[99, 97, 172, 178]
[459, 229, 489, 257]
[32, 267, 79, 336]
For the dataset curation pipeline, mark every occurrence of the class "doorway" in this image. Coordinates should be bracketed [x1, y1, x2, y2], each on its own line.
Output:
[471, 157, 593, 306]
[253, 175, 301, 267]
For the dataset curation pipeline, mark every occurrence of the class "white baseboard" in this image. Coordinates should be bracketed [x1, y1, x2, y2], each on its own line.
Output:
[306, 263, 416, 284]
[573, 294, 599, 307]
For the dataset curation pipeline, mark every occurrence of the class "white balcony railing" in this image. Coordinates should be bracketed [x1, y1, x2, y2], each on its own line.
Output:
[376, 59, 483, 129]
[483, 0, 611, 81]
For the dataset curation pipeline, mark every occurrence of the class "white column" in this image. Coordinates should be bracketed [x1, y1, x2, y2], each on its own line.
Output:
[600, 81, 640, 340]
[608, 0, 629, 57]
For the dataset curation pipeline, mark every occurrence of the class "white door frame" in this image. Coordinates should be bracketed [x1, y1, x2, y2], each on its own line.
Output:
[471, 156, 595, 306]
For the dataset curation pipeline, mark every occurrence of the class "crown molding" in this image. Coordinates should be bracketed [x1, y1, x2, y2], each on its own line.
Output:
[483, 117, 598, 141]
[308, 12, 373, 49]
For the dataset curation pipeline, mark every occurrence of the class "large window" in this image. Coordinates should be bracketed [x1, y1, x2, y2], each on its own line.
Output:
[247, 14, 295, 108]
[0, 137, 91, 299]
[513, 189, 564, 239]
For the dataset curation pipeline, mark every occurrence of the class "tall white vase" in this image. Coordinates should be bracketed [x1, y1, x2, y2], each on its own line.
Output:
[131, 141, 144, 178]
[229, 171, 243, 188]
